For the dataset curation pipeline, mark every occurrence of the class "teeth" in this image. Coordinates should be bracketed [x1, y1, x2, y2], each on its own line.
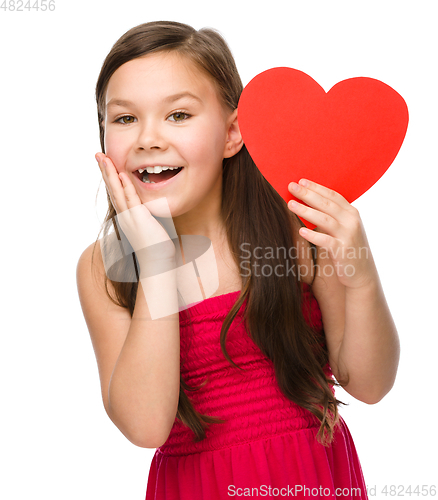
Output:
[141, 174, 156, 184]
[137, 166, 180, 174]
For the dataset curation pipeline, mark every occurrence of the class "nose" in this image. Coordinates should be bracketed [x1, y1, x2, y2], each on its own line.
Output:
[135, 120, 168, 151]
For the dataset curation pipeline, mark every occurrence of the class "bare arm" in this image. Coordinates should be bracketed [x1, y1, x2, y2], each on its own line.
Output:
[310, 248, 400, 404]
[288, 178, 400, 404]
[108, 254, 180, 447]
[338, 274, 399, 403]
[76, 242, 180, 448]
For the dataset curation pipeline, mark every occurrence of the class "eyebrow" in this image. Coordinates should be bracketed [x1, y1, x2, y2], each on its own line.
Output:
[106, 92, 203, 109]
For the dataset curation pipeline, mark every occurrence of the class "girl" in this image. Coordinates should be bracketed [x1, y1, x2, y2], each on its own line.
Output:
[76, 21, 400, 499]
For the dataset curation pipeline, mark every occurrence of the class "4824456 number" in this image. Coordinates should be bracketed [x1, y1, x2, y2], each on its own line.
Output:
[1, 0, 55, 11]
[381, 485, 436, 496]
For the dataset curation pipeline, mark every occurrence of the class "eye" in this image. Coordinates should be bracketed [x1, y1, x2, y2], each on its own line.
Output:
[168, 111, 191, 123]
[114, 115, 136, 125]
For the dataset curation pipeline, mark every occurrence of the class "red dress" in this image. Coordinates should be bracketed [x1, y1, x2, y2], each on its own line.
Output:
[145, 284, 368, 499]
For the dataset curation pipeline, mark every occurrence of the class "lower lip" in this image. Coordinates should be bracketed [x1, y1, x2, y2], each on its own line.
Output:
[133, 168, 184, 191]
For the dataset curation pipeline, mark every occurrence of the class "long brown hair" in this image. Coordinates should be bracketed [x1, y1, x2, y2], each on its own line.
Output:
[92, 20, 345, 446]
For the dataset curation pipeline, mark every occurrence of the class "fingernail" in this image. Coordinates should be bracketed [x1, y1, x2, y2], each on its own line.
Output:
[102, 161, 107, 169]
[95, 155, 100, 163]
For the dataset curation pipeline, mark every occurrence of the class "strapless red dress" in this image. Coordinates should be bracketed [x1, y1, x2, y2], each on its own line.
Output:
[145, 283, 368, 499]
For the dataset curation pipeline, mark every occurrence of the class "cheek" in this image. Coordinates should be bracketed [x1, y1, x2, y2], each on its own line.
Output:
[104, 131, 130, 171]
[183, 125, 225, 162]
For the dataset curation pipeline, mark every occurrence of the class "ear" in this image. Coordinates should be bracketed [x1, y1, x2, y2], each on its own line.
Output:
[223, 108, 244, 158]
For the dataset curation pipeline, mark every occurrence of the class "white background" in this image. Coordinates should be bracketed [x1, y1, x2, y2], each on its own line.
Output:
[1, 0, 437, 498]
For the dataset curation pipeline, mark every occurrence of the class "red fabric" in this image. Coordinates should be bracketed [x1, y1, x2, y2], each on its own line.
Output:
[145, 284, 368, 499]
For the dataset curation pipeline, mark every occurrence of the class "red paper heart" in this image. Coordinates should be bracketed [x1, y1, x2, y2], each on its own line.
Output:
[237, 68, 409, 229]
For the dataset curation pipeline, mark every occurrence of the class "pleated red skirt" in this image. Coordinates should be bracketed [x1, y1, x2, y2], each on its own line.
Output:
[146, 285, 368, 499]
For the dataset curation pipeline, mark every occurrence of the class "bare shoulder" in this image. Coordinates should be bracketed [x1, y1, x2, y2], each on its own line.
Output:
[76, 239, 120, 306]
[291, 218, 346, 378]
[76, 239, 132, 415]
[76, 239, 106, 296]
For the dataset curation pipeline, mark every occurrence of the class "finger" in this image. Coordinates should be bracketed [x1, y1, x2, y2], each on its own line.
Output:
[288, 198, 339, 233]
[297, 226, 337, 249]
[289, 180, 345, 218]
[293, 178, 353, 211]
[97, 155, 129, 213]
[96, 154, 120, 212]
[118, 172, 144, 209]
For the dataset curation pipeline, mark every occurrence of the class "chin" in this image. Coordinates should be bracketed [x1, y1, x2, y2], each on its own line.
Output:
[139, 195, 178, 220]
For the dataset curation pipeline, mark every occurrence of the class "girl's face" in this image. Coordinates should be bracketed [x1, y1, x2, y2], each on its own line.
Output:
[103, 51, 241, 227]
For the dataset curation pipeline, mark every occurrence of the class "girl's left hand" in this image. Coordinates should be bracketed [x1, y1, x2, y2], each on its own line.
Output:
[288, 179, 378, 289]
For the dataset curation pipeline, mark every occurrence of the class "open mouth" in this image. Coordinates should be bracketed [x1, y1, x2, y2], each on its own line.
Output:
[134, 167, 184, 184]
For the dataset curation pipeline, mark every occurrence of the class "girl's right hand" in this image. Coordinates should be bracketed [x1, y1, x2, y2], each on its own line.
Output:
[95, 154, 176, 264]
